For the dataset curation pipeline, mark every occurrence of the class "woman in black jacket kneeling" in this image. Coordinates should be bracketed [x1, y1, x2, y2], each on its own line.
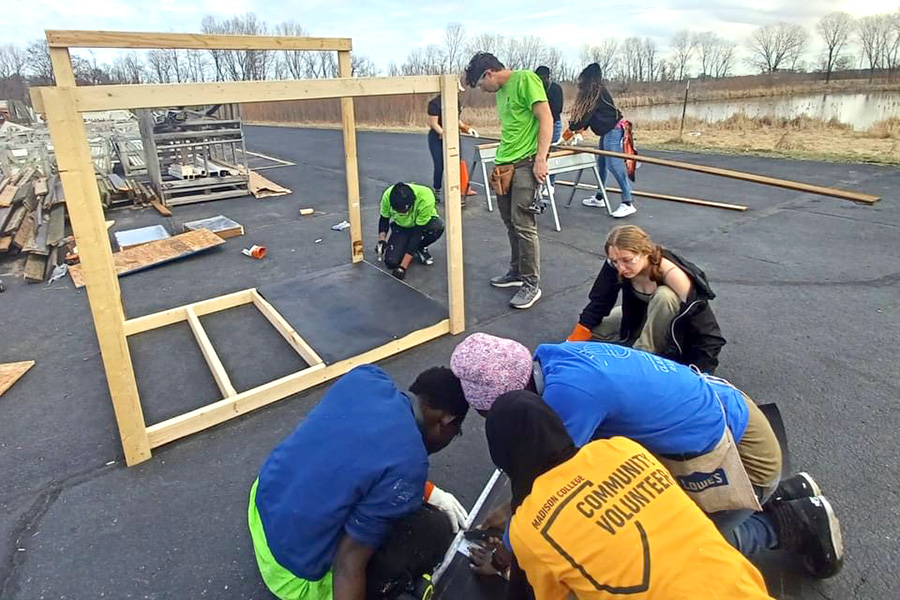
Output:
[567, 225, 725, 373]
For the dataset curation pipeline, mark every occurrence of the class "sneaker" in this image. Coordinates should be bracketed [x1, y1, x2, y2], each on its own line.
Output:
[770, 495, 843, 579]
[611, 203, 637, 218]
[490, 271, 524, 288]
[510, 283, 542, 309]
[434, 188, 443, 204]
[582, 196, 605, 208]
[415, 247, 434, 266]
[768, 472, 822, 504]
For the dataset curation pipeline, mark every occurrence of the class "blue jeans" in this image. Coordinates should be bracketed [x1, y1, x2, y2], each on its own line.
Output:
[596, 127, 632, 202]
[428, 129, 443, 190]
[710, 483, 779, 557]
[549, 120, 562, 185]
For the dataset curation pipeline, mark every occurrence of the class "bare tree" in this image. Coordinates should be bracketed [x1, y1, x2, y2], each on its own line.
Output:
[26, 39, 54, 84]
[621, 37, 644, 81]
[579, 39, 619, 80]
[443, 23, 466, 73]
[274, 20, 310, 79]
[201, 13, 273, 81]
[642, 38, 659, 81]
[746, 22, 809, 73]
[669, 30, 695, 80]
[147, 49, 171, 83]
[817, 12, 854, 83]
[351, 54, 379, 77]
[184, 50, 209, 82]
[856, 14, 889, 77]
[0, 44, 28, 79]
[712, 39, 737, 78]
[465, 33, 507, 63]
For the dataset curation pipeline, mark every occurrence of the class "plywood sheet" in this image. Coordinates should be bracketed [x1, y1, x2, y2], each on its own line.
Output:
[0, 361, 35, 397]
[0, 184, 18, 207]
[258, 262, 447, 364]
[114, 225, 171, 250]
[69, 228, 225, 288]
[249, 170, 292, 198]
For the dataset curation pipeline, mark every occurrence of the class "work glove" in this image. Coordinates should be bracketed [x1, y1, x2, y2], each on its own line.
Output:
[427, 484, 468, 532]
[375, 240, 386, 261]
[468, 128, 479, 138]
[567, 323, 592, 342]
[391, 266, 406, 280]
[571, 132, 584, 145]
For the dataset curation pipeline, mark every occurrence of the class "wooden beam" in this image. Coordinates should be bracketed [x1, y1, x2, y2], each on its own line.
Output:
[566, 146, 880, 205]
[554, 181, 748, 212]
[440, 74, 465, 335]
[68, 76, 443, 112]
[338, 51, 364, 263]
[49, 47, 76, 87]
[251, 290, 324, 366]
[186, 306, 237, 399]
[30, 87, 46, 114]
[47, 30, 352, 52]
[43, 86, 151, 466]
[145, 319, 451, 448]
[123, 289, 255, 336]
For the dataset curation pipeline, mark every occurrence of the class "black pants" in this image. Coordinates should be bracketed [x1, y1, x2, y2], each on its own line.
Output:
[427, 129, 443, 190]
[384, 217, 444, 269]
[366, 505, 454, 599]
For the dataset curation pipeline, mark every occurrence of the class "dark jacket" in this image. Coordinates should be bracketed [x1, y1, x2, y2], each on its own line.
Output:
[546, 82, 564, 122]
[568, 86, 621, 136]
[578, 249, 725, 373]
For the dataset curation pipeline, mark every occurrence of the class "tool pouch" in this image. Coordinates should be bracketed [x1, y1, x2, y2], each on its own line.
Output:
[490, 164, 515, 196]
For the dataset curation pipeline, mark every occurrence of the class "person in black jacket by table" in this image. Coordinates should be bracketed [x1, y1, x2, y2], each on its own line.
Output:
[535, 65, 563, 191]
[567, 224, 725, 373]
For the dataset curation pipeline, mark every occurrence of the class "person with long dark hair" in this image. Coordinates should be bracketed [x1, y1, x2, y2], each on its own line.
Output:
[485, 390, 776, 599]
[426, 81, 478, 204]
[567, 63, 635, 218]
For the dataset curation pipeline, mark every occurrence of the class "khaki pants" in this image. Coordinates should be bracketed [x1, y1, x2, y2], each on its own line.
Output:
[497, 162, 540, 286]
[735, 392, 783, 488]
[590, 285, 681, 354]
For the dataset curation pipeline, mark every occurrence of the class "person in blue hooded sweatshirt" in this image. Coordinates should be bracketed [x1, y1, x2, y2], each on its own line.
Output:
[248, 364, 470, 600]
[451, 333, 843, 581]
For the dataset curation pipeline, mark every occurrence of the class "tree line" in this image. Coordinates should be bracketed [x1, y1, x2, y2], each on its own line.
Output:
[0, 9, 898, 104]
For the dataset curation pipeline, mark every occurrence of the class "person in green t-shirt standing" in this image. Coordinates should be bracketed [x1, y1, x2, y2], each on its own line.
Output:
[376, 182, 444, 280]
[464, 52, 553, 310]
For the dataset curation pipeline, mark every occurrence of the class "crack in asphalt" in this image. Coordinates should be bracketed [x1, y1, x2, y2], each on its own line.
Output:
[0, 462, 118, 599]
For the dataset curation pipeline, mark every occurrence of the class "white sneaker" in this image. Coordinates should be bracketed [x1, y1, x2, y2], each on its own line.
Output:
[582, 196, 605, 208]
[611, 203, 637, 218]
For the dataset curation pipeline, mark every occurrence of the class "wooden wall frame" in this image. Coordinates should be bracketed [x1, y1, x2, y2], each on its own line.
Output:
[32, 30, 466, 466]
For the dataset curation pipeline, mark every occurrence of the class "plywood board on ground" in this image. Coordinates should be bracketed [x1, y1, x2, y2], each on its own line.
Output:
[0, 184, 18, 207]
[68, 228, 225, 288]
[0, 361, 35, 397]
[249, 171, 291, 198]
[182, 215, 244, 239]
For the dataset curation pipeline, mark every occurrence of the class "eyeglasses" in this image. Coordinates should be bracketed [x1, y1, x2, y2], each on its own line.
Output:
[606, 254, 642, 269]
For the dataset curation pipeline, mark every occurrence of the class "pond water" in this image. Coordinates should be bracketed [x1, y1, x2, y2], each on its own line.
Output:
[627, 92, 900, 130]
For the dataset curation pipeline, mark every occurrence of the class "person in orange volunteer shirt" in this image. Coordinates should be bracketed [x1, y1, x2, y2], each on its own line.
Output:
[486, 390, 774, 600]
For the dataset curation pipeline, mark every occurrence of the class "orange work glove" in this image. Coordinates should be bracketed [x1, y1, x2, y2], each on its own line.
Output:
[567, 323, 592, 342]
[561, 128, 574, 141]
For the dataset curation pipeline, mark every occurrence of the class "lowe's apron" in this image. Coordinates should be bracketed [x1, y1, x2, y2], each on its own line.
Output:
[658, 370, 762, 514]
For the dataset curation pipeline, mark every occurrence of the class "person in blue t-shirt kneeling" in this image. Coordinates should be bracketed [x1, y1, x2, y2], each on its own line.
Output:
[249, 365, 470, 600]
[450, 333, 843, 581]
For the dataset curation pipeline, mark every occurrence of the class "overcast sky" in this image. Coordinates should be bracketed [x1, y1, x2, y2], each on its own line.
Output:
[5, 0, 899, 73]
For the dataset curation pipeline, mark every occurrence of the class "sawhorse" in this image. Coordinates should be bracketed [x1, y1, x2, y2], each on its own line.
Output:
[463, 143, 612, 231]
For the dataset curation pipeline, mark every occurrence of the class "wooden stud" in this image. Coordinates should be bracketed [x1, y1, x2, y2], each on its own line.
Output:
[440, 75, 465, 334]
[567, 146, 881, 205]
[186, 306, 237, 399]
[42, 85, 151, 466]
[251, 290, 324, 366]
[123, 289, 255, 336]
[47, 30, 352, 52]
[48, 47, 76, 87]
[554, 181, 748, 211]
[71, 76, 442, 113]
[145, 319, 451, 448]
[338, 51, 364, 263]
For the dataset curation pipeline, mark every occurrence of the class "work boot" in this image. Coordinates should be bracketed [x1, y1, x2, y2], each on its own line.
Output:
[510, 283, 542, 309]
[769, 495, 843, 579]
[490, 271, 524, 288]
[416, 247, 434, 266]
[768, 472, 822, 504]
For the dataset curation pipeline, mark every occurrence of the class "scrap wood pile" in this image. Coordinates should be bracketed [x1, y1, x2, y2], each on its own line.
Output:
[0, 164, 69, 283]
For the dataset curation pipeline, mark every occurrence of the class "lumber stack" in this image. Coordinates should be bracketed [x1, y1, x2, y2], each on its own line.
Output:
[0, 165, 68, 283]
